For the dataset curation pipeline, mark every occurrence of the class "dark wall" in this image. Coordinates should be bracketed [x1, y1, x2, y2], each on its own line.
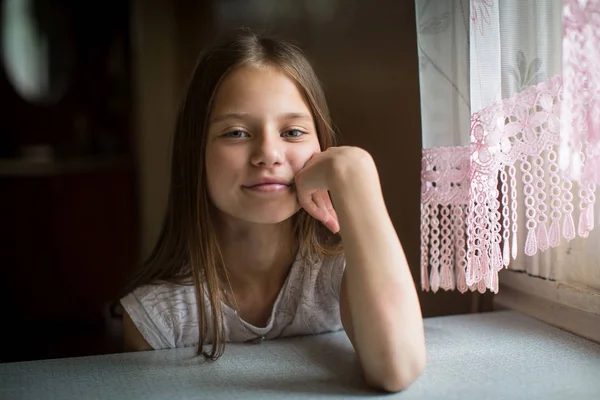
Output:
[0, 0, 136, 363]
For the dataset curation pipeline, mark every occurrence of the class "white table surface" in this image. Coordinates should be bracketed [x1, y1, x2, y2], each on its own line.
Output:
[1, 310, 599, 399]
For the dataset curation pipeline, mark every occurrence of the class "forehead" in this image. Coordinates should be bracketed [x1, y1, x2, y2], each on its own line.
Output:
[210, 65, 312, 116]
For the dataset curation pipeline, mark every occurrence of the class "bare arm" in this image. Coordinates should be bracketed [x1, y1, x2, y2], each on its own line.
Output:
[122, 310, 153, 352]
[331, 148, 426, 392]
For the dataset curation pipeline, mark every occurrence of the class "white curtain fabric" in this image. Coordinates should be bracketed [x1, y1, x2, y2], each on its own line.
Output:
[416, 0, 600, 294]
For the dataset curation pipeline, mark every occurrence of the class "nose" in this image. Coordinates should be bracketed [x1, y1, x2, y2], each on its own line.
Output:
[250, 131, 284, 168]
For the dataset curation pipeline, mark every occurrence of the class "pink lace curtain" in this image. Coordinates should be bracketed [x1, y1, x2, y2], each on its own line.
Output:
[416, 0, 600, 294]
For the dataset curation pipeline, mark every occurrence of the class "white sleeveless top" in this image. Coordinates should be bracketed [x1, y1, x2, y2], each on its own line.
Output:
[119, 252, 346, 349]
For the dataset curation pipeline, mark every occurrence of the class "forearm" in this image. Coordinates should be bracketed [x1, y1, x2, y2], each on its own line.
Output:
[329, 150, 426, 390]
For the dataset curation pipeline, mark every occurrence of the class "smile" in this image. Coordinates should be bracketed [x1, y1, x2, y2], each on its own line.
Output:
[243, 184, 291, 193]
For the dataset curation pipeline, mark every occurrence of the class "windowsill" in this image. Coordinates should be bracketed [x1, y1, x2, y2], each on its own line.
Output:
[494, 269, 600, 344]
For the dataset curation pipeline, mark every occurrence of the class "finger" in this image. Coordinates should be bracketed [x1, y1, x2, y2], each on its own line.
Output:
[322, 191, 339, 225]
[315, 191, 338, 229]
[314, 191, 340, 233]
[298, 191, 329, 223]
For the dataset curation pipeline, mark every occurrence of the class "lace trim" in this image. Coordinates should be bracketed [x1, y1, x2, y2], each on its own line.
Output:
[421, 75, 597, 294]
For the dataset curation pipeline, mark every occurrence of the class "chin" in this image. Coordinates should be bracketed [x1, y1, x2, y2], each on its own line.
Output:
[226, 201, 301, 225]
[242, 207, 299, 225]
[211, 192, 303, 225]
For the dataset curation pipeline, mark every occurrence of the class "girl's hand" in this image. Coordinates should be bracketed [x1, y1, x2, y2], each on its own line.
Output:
[293, 146, 372, 234]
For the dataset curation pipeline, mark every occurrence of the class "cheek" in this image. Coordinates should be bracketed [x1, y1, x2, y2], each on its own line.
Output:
[206, 144, 249, 187]
[290, 141, 321, 173]
[205, 146, 237, 196]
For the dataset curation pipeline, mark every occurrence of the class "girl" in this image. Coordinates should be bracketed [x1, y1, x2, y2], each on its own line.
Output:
[119, 28, 426, 392]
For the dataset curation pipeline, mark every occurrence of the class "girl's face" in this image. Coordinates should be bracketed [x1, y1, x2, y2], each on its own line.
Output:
[205, 65, 321, 226]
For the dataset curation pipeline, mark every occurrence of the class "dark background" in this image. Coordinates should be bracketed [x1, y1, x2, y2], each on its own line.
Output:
[0, 0, 493, 363]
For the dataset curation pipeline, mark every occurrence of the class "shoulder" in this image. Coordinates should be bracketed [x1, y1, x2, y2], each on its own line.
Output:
[122, 282, 196, 315]
[120, 282, 197, 349]
[318, 251, 346, 281]
[321, 252, 346, 298]
[295, 251, 346, 299]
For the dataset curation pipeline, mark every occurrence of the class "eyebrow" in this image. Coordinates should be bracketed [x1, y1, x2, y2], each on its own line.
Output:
[209, 112, 313, 125]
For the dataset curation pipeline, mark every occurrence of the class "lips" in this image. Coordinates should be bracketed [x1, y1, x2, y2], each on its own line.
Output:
[243, 177, 292, 188]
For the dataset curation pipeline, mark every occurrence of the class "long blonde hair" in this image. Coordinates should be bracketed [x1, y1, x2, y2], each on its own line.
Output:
[119, 28, 343, 360]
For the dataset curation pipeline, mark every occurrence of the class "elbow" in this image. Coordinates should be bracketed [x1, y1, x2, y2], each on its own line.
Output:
[365, 351, 427, 393]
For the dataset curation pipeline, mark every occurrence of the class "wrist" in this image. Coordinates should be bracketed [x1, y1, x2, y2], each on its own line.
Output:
[329, 147, 379, 193]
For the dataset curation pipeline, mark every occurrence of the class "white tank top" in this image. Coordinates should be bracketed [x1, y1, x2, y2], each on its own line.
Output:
[119, 252, 346, 349]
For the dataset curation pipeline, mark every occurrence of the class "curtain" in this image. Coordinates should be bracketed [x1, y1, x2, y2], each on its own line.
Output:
[416, 0, 600, 294]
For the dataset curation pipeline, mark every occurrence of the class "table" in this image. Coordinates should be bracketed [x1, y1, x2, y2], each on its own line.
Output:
[1, 310, 599, 399]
